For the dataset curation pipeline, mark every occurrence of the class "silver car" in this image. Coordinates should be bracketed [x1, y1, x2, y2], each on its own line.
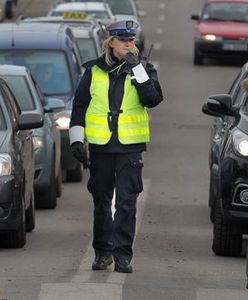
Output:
[0, 65, 65, 209]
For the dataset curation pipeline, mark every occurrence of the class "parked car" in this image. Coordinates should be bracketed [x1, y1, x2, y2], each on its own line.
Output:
[0, 65, 64, 209]
[62, 0, 146, 52]
[191, 0, 248, 65]
[202, 61, 248, 256]
[0, 77, 43, 248]
[0, 0, 17, 20]
[0, 22, 86, 182]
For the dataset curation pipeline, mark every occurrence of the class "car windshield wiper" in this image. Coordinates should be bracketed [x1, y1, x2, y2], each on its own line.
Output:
[227, 19, 247, 22]
[205, 17, 226, 21]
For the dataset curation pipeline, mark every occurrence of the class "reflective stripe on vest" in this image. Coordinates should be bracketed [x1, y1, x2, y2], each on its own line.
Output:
[85, 65, 150, 145]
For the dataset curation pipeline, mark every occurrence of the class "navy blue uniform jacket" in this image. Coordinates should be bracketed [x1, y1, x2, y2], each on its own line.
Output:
[70, 55, 163, 153]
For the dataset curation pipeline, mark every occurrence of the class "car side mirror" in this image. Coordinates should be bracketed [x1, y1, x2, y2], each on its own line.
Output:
[44, 97, 65, 113]
[202, 94, 238, 117]
[191, 14, 200, 21]
[17, 112, 44, 130]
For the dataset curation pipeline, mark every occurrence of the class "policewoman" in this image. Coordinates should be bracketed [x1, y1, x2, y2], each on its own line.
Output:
[69, 20, 163, 273]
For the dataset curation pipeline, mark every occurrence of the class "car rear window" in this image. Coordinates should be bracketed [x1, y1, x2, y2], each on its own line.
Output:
[202, 2, 248, 22]
[106, 0, 134, 15]
[76, 38, 98, 62]
[0, 50, 72, 96]
[2, 76, 35, 111]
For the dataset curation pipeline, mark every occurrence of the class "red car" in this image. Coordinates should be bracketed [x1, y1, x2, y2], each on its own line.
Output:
[191, 0, 248, 65]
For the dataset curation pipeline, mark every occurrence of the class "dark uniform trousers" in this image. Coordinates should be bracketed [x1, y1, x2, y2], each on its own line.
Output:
[87, 151, 143, 262]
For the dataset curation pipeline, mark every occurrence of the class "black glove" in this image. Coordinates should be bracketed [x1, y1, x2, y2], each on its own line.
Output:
[124, 51, 140, 69]
[70, 141, 85, 163]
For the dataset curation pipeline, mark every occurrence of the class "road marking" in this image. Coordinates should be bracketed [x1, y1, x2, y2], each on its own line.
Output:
[38, 180, 150, 299]
[159, 15, 165, 21]
[38, 283, 122, 300]
[154, 43, 161, 51]
[156, 28, 163, 35]
[160, 3, 166, 9]
[196, 288, 248, 300]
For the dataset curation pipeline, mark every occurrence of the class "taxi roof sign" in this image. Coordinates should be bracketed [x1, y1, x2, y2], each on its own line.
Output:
[63, 11, 87, 20]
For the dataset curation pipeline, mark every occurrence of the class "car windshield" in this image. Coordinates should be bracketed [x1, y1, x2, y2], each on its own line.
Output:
[0, 105, 6, 130]
[53, 10, 110, 19]
[76, 38, 98, 62]
[0, 50, 72, 96]
[202, 2, 248, 22]
[1, 76, 35, 111]
[106, 0, 134, 15]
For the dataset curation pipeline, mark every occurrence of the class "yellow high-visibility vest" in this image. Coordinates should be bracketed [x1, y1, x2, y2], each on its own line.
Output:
[85, 65, 150, 145]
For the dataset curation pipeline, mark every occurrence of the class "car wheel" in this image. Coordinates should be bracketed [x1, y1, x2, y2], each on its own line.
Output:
[35, 159, 57, 209]
[5, 1, 13, 19]
[25, 190, 35, 232]
[66, 162, 83, 182]
[56, 165, 62, 198]
[2, 196, 26, 248]
[193, 49, 203, 65]
[212, 199, 242, 256]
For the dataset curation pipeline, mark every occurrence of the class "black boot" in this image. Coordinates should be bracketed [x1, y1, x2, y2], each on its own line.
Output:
[92, 255, 113, 270]
[114, 259, 133, 273]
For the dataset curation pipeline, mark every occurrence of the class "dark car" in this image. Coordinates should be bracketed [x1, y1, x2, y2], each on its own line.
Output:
[0, 78, 43, 248]
[202, 62, 248, 256]
[191, 0, 248, 65]
[0, 22, 86, 182]
[0, 65, 65, 209]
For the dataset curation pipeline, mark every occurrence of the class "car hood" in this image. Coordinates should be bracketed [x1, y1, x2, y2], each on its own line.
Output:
[238, 111, 248, 133]
[197, 21, 248, 38]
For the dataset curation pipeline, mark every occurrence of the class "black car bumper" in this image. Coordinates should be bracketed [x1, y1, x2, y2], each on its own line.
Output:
[0, 176, 21, 230]
[194, 40, 248, 58]
[220, 153, 248, 225]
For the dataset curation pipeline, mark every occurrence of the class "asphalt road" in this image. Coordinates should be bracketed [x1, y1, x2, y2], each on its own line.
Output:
[1, 0, 248, 299]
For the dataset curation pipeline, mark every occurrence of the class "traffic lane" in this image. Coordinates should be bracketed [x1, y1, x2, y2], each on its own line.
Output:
[0, 0, 246, 299]
[0, 178, 93, 300]
[123, 0, 247, 299]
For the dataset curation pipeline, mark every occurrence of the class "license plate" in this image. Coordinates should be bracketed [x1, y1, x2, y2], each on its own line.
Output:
[222, 43, 248, 51]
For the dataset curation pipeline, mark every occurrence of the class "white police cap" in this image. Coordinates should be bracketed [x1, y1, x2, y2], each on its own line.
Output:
[106, 20, 139, 38]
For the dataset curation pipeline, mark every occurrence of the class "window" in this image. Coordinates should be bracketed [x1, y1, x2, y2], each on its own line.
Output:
[202, 2, 248, 22]
[76, 38, 98, 62]
[1, 76, 35, 111]
[0, 82, 19, 126]
[0, 50, 72, 96]
[106, 0, 135, 15]
[0, 101, 6, 130]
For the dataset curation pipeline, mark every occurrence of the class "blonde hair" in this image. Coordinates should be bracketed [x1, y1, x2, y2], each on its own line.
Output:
[102, 36, 139, 66]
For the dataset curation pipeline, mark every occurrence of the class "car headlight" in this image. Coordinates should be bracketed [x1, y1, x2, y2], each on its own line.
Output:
[200, 34, 222, 41]
[55, 110, 71, 130]
[233, 128, 248, 156]
[0, 154, 12, 176]
[32, 136, 44, 151]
